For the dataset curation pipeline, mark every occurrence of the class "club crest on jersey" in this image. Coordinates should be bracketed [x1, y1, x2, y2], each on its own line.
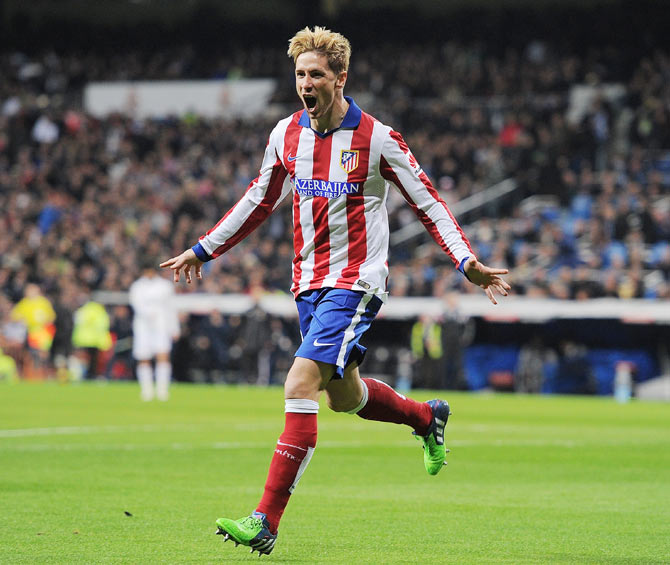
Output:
[340, 149, 359, 173]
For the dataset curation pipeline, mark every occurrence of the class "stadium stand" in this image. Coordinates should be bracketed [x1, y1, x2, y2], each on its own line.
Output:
[2, 46, 669, 302]
[1, 3, 669, 390]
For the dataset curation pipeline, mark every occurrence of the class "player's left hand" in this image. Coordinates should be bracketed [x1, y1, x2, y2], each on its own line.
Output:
[464, 257, 510, 305]
[160, 249, 203, 284]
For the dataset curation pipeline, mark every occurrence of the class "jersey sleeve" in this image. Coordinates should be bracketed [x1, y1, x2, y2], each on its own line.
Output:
[193, 125, 292, 261]
[380, 129, 474, 269]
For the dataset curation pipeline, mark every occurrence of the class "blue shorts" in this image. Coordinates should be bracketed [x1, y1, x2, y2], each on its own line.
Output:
[295, 288, 383, 379]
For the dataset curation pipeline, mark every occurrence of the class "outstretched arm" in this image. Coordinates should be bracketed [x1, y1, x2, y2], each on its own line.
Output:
[380, 129, 511, 304]
[381, 129, 474, 268]
[197, 126, 291, 261]
[161, 124, 292, 283]
[463, 257, 511, 305]
[160, 249, 203, 284]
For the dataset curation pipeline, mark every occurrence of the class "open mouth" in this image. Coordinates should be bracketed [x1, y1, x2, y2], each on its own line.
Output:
[303, 95, 317, 111]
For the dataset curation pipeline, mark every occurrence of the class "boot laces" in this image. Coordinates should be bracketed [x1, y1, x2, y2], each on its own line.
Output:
[240, 516, 263, 531]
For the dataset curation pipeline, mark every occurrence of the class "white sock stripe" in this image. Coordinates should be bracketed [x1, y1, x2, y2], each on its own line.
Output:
[370, 377, 407, 400]
[284, 398, 319, 414]
[276, 440, 308, 452]
[289, 446, 315, 493]
[346, 380, 369, 414]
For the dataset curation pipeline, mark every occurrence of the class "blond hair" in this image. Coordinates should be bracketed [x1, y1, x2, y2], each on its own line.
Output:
[287, 26, 351, 74]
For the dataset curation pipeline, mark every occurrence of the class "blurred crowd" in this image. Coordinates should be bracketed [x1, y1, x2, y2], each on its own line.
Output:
[1, 39, 670, 381]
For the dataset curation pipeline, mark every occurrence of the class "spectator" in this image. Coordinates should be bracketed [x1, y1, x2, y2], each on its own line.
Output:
[555, 341, 597, 395]
[50, 282, 79, 381]
[411, 314, 444, 389]
[10, 283, 56, 378]
[71, 295, 112, 380]
[0, 346, 18, 381]
[515, 336, 557, 393]
[239, 290, 272, 384]
[104, 305, 134, 380]
[440, 292, 473, 390]
[1, 38, 670, 384]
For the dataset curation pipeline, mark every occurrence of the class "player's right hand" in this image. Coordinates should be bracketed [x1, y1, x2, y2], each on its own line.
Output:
[160, 249, 203, 284]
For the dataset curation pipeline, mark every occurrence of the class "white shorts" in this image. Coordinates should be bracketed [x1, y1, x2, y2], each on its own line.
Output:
[132, 322, 172, 360]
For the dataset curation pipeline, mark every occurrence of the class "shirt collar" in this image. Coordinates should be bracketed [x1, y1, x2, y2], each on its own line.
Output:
[298, 96, 362, 134]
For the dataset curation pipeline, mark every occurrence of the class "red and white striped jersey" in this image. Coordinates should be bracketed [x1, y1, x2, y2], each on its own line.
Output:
[192, 97, 474, 299]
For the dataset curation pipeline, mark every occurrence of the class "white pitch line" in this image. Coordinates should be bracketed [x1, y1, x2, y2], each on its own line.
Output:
[0, 422, 285, 438]
[1, 427, 653, 449]
[0, 424, 201, 438]
[0, 438, 589, 452]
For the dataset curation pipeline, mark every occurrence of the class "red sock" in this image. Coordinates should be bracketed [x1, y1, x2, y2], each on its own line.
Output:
[256, 409, 317, 534]
[356, 378, 432, 435]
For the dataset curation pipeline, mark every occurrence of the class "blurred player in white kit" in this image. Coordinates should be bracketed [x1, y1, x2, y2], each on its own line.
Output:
[129, 261, 180, 401]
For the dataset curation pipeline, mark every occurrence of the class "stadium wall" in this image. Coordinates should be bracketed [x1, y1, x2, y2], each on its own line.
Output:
[93, 291, 669, 394]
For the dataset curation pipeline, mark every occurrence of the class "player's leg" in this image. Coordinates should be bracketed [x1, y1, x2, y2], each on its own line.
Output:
[302, 288, 452, 472]
[326, 363, 430, 430]
[327, 360, 452, 475]
[150, 328, 173, 401]
[136, 360, 154, 401]
[154, 351, 171, 401]
[216, 356, 331, 554]
[132, 323, 155, 401]
[254, 357, 328, 528]
[216, 288, 383, 554]
[317, 289, 433, 431]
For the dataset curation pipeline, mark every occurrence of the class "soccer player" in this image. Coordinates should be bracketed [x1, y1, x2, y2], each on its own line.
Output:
[129, 261, 180, 401]
[160, 26, 510, 555]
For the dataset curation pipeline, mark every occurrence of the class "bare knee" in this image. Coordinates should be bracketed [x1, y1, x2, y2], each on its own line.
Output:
[285, 377, 317, 400]
[284, 357, 331, 401]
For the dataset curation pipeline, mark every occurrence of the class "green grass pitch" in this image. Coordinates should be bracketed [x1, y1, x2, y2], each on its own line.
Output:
[1, 381, 669, 564]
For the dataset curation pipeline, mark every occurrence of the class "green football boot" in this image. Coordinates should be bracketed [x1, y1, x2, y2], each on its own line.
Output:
[414, 399, 452, 475]
[215, 512, 277, 556]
